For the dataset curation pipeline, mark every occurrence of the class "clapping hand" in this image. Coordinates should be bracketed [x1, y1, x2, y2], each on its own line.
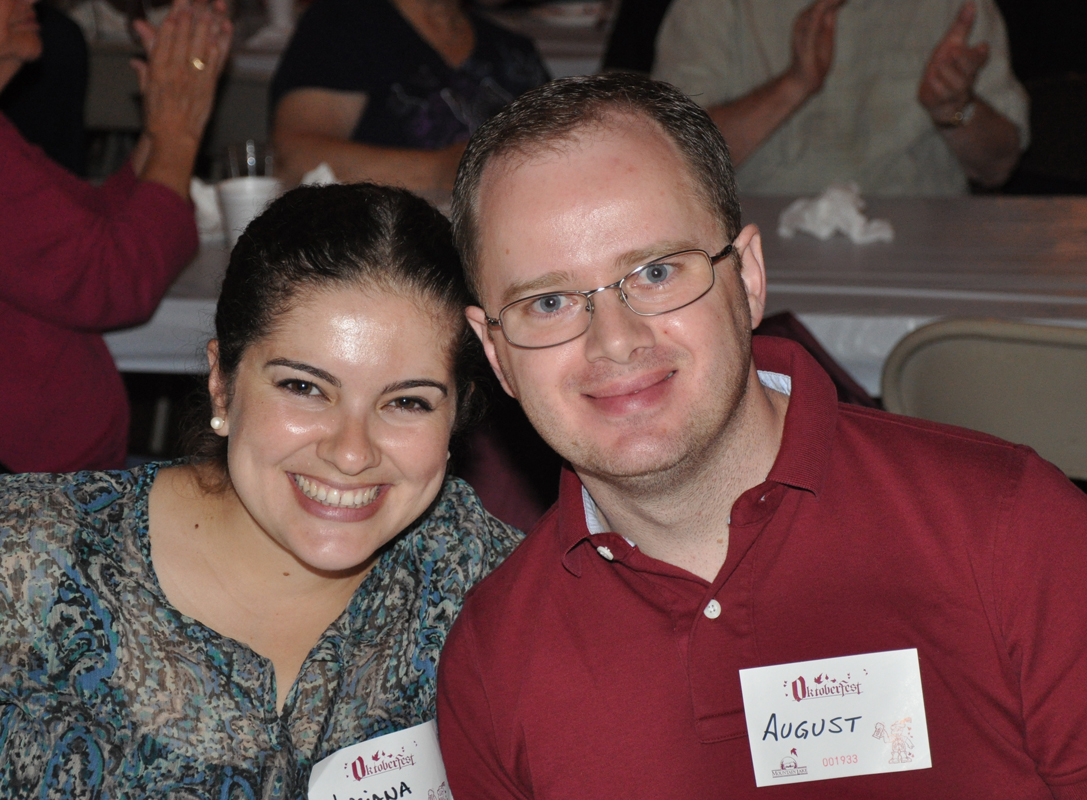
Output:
[919, 1, 988, 125]
[131, 0, 234, 148]
[787, 0, 847, 98]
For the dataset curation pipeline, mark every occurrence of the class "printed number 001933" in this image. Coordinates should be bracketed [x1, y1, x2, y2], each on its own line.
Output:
[822, 755, 858, 767]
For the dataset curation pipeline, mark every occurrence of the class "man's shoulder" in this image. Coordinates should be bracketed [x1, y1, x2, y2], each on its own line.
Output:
[454, 501, 570, 627]
[840, 402, 1027, 456]
[835, 402, 1074, 503]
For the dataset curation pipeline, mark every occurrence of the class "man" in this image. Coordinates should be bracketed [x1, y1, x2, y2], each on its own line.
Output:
[652, 0, 1028, 195]
[436, 74, 1087, 798]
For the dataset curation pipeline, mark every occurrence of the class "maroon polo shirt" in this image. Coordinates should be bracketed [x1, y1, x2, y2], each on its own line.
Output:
[437, 337, 1087, 799]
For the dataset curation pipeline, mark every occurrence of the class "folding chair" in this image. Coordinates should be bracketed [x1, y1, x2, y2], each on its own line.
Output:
[881, 318, 1087, 480]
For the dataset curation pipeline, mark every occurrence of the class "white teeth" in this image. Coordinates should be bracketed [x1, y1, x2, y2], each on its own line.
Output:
[294, 475, 379, 508]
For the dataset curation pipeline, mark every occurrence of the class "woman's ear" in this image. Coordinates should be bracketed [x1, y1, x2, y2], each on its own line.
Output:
[206, 340, 230, 436]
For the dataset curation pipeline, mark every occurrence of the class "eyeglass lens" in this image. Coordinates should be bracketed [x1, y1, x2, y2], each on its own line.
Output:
[500, 250, 717, 348]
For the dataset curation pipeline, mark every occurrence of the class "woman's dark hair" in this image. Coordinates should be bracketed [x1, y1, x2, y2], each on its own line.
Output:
[183, 182, 483, 485]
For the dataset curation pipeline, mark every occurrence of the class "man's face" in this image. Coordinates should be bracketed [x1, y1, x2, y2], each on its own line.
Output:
[467, 115, 766, 485]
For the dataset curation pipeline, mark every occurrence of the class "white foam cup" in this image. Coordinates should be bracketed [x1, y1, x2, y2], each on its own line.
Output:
[217, 176, 283, 248]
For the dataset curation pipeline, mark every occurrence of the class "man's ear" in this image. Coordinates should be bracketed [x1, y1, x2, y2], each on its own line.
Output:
[206, 340, 230, 436]
[732, 223, 768, 329]
[465, 306, 518, 398]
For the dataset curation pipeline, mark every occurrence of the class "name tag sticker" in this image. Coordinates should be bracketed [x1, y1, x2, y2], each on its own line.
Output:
[739, 648, 930, 787]
[308, 720, 452, 800]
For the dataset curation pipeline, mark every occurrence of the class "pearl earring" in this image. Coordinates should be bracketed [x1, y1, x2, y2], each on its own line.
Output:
[210, 416, 226, 431]
[446, 451, 452, 461]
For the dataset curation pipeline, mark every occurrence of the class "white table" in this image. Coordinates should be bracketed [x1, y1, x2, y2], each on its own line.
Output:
[743, 196, 1087, 392]
[105, 196, 1087, 395]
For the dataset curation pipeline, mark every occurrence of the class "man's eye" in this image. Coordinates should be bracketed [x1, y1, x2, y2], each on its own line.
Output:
[641, 262, 676, 284]
[529, 294, 574, 315]
[280, 379, 322, 397]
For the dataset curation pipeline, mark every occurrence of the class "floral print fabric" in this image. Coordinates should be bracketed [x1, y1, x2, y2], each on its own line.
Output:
[0, 463, 521, 799]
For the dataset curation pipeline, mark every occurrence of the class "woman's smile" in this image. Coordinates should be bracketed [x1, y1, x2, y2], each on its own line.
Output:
[291, 473, 381, 509]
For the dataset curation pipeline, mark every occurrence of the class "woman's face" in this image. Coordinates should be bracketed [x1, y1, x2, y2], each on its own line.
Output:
[210, 285, 458, 575]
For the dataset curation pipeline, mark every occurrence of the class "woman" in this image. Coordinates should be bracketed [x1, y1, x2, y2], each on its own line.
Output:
[0, 184, 522, 796]
[269, 0, 549, 195]
[0, 0, 231, 473]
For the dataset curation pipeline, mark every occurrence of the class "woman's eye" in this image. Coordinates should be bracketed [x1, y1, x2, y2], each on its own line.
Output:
[388, 396, 433, 413]
[280, 379, 323, 397]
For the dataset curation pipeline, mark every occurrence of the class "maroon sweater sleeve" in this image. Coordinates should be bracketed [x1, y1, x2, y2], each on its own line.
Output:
[0, 114, 198, 331]
[995, 453, 1087, 798]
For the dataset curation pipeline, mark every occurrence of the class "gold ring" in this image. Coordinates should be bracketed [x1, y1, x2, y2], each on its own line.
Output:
[191, 57, 206, 71]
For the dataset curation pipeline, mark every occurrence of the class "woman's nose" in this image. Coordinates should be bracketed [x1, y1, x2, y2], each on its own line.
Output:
[315, 412, 380, 476]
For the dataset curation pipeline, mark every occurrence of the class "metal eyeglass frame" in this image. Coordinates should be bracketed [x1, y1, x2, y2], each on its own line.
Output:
[485, 244, 735, 349]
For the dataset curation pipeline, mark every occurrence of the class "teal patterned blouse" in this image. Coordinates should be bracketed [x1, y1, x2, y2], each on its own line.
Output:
[0, 462, 522, 799]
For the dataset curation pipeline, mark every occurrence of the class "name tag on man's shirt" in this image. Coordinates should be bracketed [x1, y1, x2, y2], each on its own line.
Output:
[308, 719, 452, 800]
[739, 649, 931, 787]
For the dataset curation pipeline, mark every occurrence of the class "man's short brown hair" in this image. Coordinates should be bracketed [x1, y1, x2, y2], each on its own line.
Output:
[451, 73, 742, 301]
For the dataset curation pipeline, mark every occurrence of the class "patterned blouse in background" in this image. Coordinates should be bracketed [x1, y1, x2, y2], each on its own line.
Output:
[0, 462, 522, 799]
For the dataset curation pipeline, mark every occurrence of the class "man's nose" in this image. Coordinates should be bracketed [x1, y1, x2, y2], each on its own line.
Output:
[581, 288, 656, 363]
[315, 410, 380, 476]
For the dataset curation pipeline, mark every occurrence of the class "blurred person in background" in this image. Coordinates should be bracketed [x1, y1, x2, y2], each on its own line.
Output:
[0, 0, 87, 174]
[653, 0, 1028, 195]
[0, 0, 231, 473]
[269, 0, 549, 195]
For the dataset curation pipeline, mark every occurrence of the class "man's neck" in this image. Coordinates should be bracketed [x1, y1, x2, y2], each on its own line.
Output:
[579, 375, 789, 582]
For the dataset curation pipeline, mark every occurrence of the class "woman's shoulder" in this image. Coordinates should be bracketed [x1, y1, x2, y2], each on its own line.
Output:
[381, 476, 524, 590]
[430, 475, 523, 549]
[1, 464, 153, 532]
[0, 464, 158, 637]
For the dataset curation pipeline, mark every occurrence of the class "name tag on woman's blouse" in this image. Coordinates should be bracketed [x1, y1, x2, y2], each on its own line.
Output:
[308, 720, 451, 800]
[738, 649, 931, 787]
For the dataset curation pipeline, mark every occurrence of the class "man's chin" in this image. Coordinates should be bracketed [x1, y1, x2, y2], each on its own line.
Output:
[570, 438, 692, 484]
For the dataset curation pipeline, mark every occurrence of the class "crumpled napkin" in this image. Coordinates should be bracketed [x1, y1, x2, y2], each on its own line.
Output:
[300, 162, 339, 186]
[778, 183, 894, 244]
[190, 177, 224, 243]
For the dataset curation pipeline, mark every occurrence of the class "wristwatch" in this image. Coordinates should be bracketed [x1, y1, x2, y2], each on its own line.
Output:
[937, 101, 977, 129]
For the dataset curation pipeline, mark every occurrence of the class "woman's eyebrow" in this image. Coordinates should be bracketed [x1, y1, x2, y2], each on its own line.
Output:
[383, 379, 449, 397]
[265, 358, 341, 388]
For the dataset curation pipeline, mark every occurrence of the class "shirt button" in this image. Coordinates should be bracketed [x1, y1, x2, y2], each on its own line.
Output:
[596, 545, 614, 561]
[703, 599, 722, 619]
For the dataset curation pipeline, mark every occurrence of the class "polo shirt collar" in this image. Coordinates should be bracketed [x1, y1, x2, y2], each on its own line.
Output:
[556, 336, 840, 574]
[754, 336, 838, 495]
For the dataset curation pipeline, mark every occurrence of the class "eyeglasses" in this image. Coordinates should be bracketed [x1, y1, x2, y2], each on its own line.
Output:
[486, 245, 734, 349]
